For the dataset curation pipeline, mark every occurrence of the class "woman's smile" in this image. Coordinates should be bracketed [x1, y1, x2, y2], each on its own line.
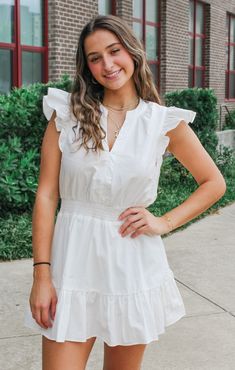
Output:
[104, 68, 122, 80]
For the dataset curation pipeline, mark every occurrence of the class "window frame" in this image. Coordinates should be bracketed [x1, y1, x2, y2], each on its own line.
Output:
[132, 0, 161, 90]
[188, 0, 206, 88]
[0, 0, 48, 92]
[98, 0, 116, 15]
[225, 12, 235, 102]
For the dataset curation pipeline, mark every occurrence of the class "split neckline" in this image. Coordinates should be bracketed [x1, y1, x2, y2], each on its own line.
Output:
[99, 98, 146, 154]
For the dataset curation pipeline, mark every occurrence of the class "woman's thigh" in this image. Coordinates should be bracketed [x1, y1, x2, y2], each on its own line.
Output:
[42, 335, 96, 370]
[103, 342, 147, 370]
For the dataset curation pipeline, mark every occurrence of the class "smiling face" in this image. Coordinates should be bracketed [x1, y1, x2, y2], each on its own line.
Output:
[84, 29, 135, 93]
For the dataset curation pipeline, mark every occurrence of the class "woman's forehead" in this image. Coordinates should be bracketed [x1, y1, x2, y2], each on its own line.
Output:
[84, 29, 120, 54]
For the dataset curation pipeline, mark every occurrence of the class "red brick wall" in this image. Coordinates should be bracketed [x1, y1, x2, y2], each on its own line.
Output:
[48, 0, 98, 81]
[159, 0, 235, 125]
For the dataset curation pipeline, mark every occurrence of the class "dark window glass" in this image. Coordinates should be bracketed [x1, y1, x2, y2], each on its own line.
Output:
[231, 16, 235, 43]
[22, 51, 42, 85]
[229, 73, 235, 98]
[230, 45, 235, 70]
[20, 0, 44, 47]
[132, 0, 160, 88]
[195, 69, 203, 87]
[196, 2, 204, 34]
[146, 0, 158, 23]
[195, 37, 203, 66]
[133, 22, 143, 42]
[188, 0, 205, 88]
[146, 25, 158, 61]
[188, 67, 193, 88]
[98, 0, 112, 15]
[226, 14, 235, 99]
[133, 0, 142, 18]
[0, 48, 13, 94]
[149, 63, 158, 85]
[0, 0, 14, 43]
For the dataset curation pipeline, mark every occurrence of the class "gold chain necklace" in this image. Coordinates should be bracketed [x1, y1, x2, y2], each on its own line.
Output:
[105, 97, 140, 139]
[102, 97, 139, 112]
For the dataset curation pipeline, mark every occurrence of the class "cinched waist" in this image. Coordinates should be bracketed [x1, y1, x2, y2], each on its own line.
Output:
[60, 199, 125, 221]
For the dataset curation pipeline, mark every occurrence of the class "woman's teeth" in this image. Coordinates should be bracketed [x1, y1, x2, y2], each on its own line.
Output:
[105, 69, 122, 79]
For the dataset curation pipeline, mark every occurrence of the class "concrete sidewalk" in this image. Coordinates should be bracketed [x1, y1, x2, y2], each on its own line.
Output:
[0, 203, 235, 370]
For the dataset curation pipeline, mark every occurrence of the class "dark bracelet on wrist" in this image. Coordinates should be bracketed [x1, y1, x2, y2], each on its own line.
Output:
[33, 261, 51, 267]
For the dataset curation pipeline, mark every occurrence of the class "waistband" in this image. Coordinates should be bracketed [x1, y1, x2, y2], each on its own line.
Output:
[60, 199, 124, 221]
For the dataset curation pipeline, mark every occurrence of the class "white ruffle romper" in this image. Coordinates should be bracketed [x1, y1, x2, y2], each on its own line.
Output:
[24, 87, 196, 346]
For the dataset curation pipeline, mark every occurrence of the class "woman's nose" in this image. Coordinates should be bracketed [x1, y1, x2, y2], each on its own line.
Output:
[102, 55, 114, 71]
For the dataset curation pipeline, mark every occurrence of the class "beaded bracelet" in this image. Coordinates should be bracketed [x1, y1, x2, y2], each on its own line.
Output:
[163, 213, 174, 232]
[33, 261, 51, 267]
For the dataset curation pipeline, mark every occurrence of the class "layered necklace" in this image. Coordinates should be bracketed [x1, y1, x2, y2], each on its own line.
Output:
[102, 97, 140, 138]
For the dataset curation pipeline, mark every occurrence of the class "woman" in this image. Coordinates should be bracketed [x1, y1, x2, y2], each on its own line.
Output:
[24, 14, 226, 370]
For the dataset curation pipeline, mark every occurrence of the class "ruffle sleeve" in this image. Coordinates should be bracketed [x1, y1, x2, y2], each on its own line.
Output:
[162, 106, 196, 135]
[42, 87, 72, 152]
[157, 106, 197, 156]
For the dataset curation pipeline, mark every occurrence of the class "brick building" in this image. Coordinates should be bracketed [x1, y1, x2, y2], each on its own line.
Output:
[0, 0, 235, 128]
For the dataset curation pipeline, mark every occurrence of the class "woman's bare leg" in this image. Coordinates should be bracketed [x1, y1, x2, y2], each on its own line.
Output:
[103, 342, 147, 370]
[42, 335, 96, 370]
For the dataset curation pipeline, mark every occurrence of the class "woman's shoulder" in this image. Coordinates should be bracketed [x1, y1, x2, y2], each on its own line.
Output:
[42, 87, 74, 127]
[142, 99, 196, 134]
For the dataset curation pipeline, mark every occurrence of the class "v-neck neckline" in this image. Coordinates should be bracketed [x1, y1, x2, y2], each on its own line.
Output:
[99, 97, 145, 154]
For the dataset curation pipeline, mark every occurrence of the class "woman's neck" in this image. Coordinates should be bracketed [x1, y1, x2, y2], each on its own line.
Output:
[102, 84, 138, 109]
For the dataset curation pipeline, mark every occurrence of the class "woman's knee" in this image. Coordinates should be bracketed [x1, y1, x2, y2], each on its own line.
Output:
[42, 335, 96, 370]
[103, 342, 147, 370]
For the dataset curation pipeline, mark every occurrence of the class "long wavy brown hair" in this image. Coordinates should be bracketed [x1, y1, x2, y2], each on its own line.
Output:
[70, 14, 162, 153]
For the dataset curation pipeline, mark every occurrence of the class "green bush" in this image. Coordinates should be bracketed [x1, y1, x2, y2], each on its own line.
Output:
[164, 87, 219, 158]
[0, 74, 72, 153]
[0, 74, 72, 215]
[0, 213, 32, 260]
[0, 136, 39, 214]
[163, 87, 219, 182]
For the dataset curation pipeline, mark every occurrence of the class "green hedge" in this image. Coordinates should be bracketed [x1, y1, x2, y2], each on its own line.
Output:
[164, 87, 219, 157]
[0, 74, 72, 153]
[164, 87, 220, 182]
[0, 74, 72, 215]
[0, 136, 38, 214]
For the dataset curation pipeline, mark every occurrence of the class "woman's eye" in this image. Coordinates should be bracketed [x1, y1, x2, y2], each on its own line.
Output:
[91, 57, 100, 63]
[112, 49, 120, 53]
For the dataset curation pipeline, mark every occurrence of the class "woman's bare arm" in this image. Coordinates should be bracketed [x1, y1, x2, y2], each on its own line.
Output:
[32, 110, 61, 281]
[112, 120, 227, 239]
[162, 120, 226, 230]
[29, 110, 62, 329]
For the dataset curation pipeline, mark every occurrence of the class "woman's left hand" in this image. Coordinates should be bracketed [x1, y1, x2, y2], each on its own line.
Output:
[118, 207, 169, 238]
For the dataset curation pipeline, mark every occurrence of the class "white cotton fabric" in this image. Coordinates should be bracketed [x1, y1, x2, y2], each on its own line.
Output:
[24, 87, 196, 346]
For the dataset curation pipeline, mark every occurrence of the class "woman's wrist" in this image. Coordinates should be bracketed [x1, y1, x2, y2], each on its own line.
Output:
[33, 263, 51, 280]
[160, 213, 174, 234]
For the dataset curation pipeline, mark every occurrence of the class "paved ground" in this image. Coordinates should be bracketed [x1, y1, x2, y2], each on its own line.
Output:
[0, 203, 235, 370]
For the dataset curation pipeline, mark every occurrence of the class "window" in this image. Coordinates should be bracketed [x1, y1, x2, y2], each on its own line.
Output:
[225, 14, 235, 100]
[188, 0, 206, 88]
[132, 0, 160, 87]
[98, 0, 116, 15]
[0, 0, 47, 94]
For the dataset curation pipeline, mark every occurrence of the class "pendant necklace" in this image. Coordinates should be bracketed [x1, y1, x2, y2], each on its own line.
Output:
[108, 114, 124, 138]
[103, 97, 140, 139]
